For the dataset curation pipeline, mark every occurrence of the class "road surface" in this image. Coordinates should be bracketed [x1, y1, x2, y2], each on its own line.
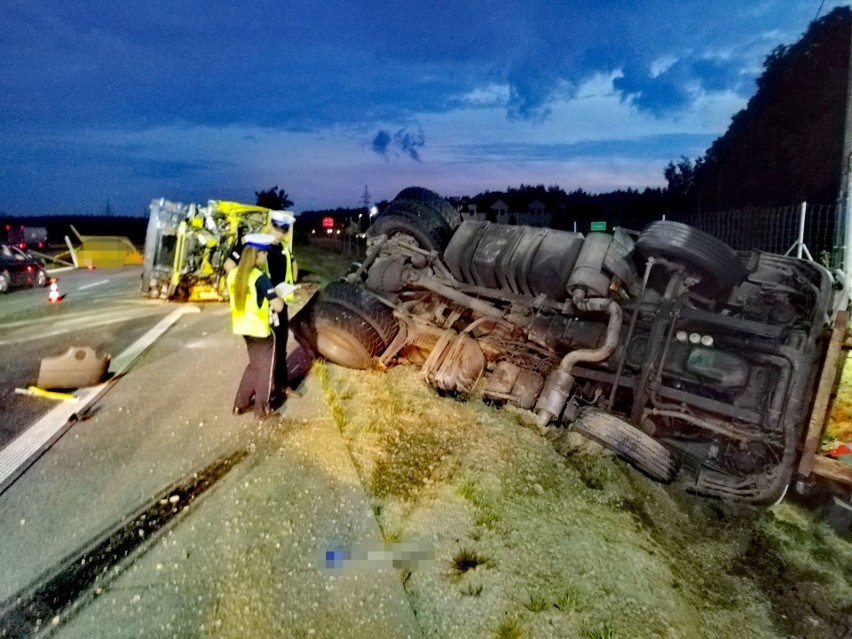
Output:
[0, 267, 419, 638]
[0, 266, 179, 447]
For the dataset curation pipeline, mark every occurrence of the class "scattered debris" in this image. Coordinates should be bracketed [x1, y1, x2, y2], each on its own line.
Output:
[37, 346, 110, 389]
[14, 386, 78, 402]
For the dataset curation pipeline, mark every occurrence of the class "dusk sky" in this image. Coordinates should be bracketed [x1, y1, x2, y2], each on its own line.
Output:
[1, 1, 847, 216]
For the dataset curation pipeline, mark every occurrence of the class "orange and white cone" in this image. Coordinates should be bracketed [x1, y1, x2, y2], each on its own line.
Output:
[47, 279, 64, 303]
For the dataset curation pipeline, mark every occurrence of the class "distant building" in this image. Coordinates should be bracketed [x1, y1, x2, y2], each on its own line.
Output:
[451, 196, 553, 227]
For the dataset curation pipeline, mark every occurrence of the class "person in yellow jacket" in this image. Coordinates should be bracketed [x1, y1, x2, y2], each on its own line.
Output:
[224, 211, 297, 406]
[227, 233, 285, 418]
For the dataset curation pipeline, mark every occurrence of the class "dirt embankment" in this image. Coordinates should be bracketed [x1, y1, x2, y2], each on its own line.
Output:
[317, 363, 852, 639]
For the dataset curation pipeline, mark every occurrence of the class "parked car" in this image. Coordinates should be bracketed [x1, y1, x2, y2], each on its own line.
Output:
[0, 243, 48, 293]
[294, 187, 846, 505]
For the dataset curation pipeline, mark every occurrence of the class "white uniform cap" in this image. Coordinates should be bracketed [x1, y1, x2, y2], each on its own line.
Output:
[270, 211, 296, 229]
[244, 233, 275, 250]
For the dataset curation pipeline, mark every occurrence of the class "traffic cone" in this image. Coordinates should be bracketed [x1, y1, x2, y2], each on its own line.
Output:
[47, 279, 64, 303]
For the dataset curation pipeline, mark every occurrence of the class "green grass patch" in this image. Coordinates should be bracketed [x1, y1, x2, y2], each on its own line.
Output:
[580, 621, 620, 639]
[474, 509, 499, 529]
[494, 618, 523, 639]
[293, 243, 354, 286]
[457, 479, 479, 501]
[452, 547, 492, 575]
[554, 586, 581, 612]
[524, 592, 548, 613]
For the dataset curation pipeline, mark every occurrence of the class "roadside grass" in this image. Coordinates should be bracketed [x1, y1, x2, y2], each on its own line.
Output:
[300, 238, 852, 638]
[494, 617, 523, 639]
[318, 355, 852, 639]
[524, 592, 548, 613]
[293, 242, 354, 286]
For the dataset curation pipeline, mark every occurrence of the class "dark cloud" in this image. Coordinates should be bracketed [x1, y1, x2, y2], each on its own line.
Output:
[506, 65, 562, 121]
[0, 1, 819, 133]
[372, 130, 392, 155]
[614, 56, 747, 117]
[371, 126, 425, 161]
[614, 69, 691, 116]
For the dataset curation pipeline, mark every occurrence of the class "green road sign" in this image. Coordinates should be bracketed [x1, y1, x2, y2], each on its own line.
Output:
[590, 221, 607, 231]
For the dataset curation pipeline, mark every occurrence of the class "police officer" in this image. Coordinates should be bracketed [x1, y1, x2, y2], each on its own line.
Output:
[224, 211, 296, 407]
[227, 233, 284, 419]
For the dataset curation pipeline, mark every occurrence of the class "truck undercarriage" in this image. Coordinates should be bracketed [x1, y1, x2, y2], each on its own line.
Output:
[295, 187, 845, 504]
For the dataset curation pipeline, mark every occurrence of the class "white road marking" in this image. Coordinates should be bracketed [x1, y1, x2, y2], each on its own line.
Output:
[0, 308, 170, 346]
[0, 308, 132, 331]
[0, 306, 201, 494]
[77, 279, 110, 290]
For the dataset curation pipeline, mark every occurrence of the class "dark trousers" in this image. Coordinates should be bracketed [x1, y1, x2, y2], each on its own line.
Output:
[273, 308, 289, 394]
[234, 333, 276, 416]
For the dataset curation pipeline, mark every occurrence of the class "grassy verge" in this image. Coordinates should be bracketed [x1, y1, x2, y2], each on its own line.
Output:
[318, 363, 852, 639]
[293, 241, 356, 286]
[301, 242, 852, 637]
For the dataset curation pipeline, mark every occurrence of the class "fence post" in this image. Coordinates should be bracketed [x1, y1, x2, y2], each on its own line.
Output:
[797, 202, 807, 259]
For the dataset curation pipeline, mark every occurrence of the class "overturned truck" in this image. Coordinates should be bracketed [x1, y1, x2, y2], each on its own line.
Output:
[296, 187, 847, 504]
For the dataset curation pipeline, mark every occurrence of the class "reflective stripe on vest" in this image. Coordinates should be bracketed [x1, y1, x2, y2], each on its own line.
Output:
[227, 268, 270, 338]
[283, 248, 295, 303]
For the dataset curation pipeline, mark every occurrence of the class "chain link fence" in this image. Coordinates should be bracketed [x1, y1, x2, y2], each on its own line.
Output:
[666, 202, 848, 271]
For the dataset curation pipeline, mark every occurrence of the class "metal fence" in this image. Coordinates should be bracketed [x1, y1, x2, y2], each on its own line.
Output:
[306, 202, 851, 296]
[666, 202, 848, 271]
[308, 233, 366, 260]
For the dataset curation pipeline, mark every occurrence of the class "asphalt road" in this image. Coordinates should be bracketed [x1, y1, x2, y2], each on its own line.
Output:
[0, 269, 420, 638]
[0, 273, 247, 613]
[0, 266, 178, 448]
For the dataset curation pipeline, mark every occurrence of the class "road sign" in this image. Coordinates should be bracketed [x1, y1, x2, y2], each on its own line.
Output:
[590, 221, 607, 231]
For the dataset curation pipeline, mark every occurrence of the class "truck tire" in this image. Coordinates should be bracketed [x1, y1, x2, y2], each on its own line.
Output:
[570, 408, 677, 482]
[370, 200, 454, 253]
[312, 301, 385, 369]
[320, 281, 399, 349]
[393, 187, 462, 229]
[635, 221, 744, 298]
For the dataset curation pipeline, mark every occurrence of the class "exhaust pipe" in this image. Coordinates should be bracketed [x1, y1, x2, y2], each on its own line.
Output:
[535, 296, 623, 426]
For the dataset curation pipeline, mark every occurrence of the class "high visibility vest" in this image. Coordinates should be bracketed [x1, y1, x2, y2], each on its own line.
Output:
[282, 247, 295, 303]
[227, 268, 271, 338]
[259, 244, 295, 303]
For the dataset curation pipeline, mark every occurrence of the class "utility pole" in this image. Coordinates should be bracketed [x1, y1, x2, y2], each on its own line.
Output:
[360, 186, 372, 232]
